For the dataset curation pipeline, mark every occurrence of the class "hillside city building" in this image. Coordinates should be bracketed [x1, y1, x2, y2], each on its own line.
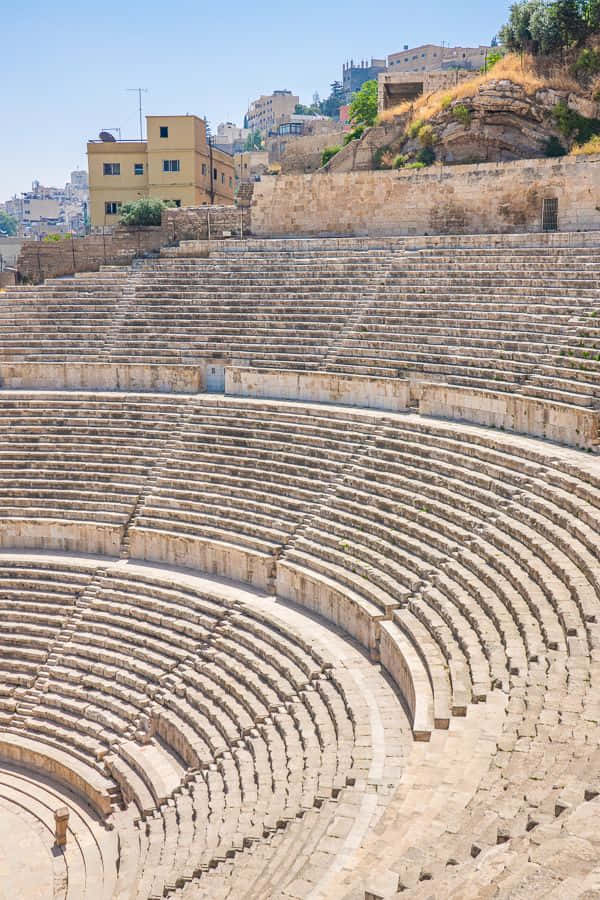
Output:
[342, 57, 387, 102]
[87, 115, 234, 227]
[214, 122, 251, 155]
[1, 172, 89, 238]
[387, 42, 491, 72]
[245, 90, 300, 133]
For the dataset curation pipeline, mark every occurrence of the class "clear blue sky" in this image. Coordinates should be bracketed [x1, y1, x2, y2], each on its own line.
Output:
[2, 0, 510, 201]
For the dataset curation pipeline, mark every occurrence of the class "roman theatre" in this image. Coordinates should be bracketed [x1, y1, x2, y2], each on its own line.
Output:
[1, 164, 600, 899]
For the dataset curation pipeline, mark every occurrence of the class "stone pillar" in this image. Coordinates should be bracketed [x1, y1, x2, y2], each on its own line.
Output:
[54, 807, 69, 848]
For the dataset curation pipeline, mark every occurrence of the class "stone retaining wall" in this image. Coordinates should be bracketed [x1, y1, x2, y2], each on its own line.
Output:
[226, 367, 411, 411]
[418, 382, 599, 449]
[280, 131, 348, 174]
[0, 362, 203, 394]
[17, 227, 166, 283]
[249, 154, 600, 236]
[225, 366, 599, 450]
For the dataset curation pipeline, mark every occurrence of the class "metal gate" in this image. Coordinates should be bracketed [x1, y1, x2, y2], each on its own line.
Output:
[542, 197, 559, 232]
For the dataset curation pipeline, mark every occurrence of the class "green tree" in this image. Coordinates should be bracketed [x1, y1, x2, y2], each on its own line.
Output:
[530, 2, 564, 53]
[244, 130, 264, 151]
[348, 80, 378, 128]
[321, 81, 345, 119]
[584, 0, 600, 29]
[119, 198, 174, 227]
[554, 0, 586, 45]
[499, 0, 588, 53]
[0, 211, 17, 236]
[499, 1, 545, 52]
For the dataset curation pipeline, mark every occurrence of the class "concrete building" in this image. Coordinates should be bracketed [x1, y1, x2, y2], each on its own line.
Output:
[215, 122, 251, 155]
[387, 43, 490, 74]
[246, 91, 300, 134]
[342, 58, 387, 103]
[378, 68, 477, 113]
[235, 150, 269, 183]
[87, 115, 234, 227]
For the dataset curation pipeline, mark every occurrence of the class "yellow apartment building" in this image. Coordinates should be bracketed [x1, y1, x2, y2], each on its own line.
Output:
[87, 115, 235, 227]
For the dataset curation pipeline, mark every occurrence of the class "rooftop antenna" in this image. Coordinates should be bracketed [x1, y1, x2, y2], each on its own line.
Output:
[127, 88, 148, 141]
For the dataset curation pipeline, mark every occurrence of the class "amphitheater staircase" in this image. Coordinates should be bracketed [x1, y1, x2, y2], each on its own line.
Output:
[100, 268, 139, 362]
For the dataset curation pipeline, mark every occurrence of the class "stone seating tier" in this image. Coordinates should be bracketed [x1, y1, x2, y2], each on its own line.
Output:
[0, 557, 408, 899]
[1, 242, 599, 419]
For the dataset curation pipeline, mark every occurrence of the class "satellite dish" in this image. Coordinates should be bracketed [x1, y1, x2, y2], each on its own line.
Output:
[99, 131, 117, 142]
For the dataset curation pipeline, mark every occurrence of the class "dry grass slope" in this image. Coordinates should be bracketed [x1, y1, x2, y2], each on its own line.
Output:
[379, 54, 580, 126]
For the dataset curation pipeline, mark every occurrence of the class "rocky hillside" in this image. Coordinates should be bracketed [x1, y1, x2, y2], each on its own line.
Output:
[325, 55, 600, 172]
[399, 80, 599, 165]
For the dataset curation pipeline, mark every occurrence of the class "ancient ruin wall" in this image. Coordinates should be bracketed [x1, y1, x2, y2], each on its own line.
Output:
[163, 204, 251, 242]
[249, 154, 600, 236]
[17, 227, 166, 283]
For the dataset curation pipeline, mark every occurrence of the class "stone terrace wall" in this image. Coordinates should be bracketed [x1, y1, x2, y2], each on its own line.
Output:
[163, 205, 251, 242]
[280, 131, 348, 174]
[18, 227, 165, 283]
[250, 154, 600, 236]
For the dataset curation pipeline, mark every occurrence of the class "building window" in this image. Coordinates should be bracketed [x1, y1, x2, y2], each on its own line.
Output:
[221, 173, 225, 184]
[202, 163, 207, 176]
[168, 199, 182, 207]
[160, 126, 169, 138]
[163, 159, 180, 172]
[229, 176, 233, 187]
[104, 201, 121, 216]
[103, 163, 120, 176]
[134, 163, 144, 175]
[213, 168, 217, 180]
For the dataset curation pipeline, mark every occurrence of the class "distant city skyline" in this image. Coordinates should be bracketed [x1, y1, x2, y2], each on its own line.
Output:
[2, 0, 510, 200]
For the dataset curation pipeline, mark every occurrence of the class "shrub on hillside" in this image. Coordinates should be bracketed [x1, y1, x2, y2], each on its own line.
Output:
[552, 99, 600, 143]
[42, 233, 67, 242]
[571, 133, 600, 153]
[418, 124, 437, 146]
[483, 49, 505, 72]
[393, 154, 409, 168]
[343, 125, 365, 145]
[321, 145, 342, 167]
[545, 135, 568, 156]
[407, 118, 424, 139]
[417, 146, 437, 166]
[571, 47, 600, 77]
[373, 146, 393, 169]
[119, 198, 174, 227]
[452, 104, 472, 126]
